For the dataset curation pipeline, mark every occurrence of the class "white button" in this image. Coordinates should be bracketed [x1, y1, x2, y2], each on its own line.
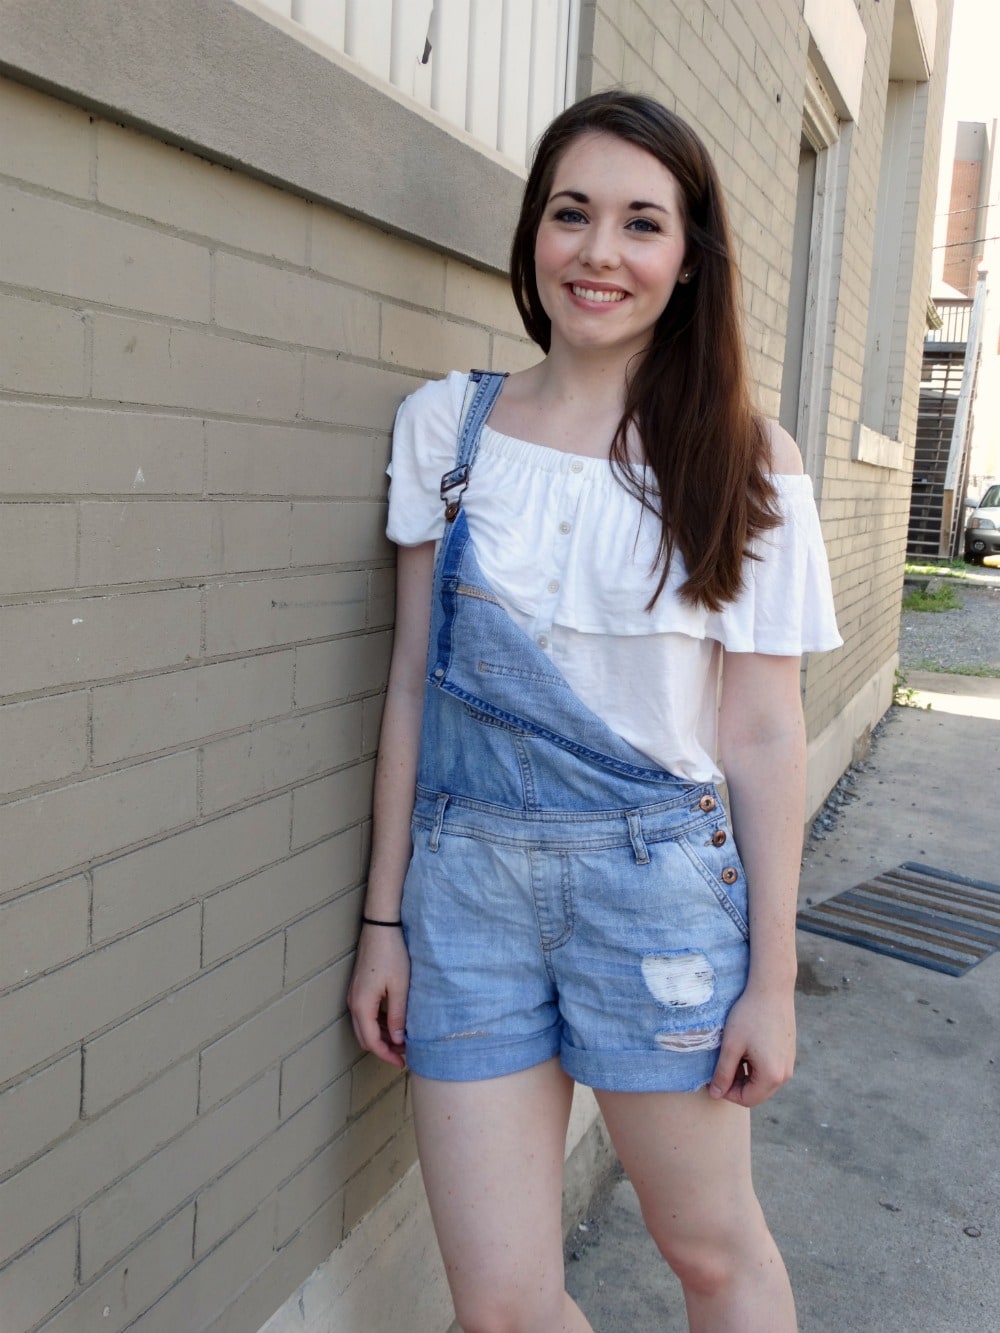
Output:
[559, 521, 571, 534]
[548, 580, 560, 594]
[570, 459, 584, 473]
[537, 635, 549, 649]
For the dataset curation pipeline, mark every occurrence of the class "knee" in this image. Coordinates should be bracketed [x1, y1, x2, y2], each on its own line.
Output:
[453, 1291, 566, 1333]
[647, 1214, 772, 1299]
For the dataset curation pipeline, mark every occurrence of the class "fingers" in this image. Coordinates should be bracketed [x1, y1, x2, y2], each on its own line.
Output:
[708, 1042, 743, 1101]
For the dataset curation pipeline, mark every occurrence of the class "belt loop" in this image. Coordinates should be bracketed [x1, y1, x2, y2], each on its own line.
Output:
[428, 794, 449, 852]
[627, 810, 650, 865]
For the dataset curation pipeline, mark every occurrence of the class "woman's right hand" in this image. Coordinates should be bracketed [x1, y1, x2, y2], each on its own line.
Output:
[347, 924, 411, 1068]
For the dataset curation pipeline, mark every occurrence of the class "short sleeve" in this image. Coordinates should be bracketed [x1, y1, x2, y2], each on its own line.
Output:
[710, 476, 843, 654]
[385, 371, 467, 547]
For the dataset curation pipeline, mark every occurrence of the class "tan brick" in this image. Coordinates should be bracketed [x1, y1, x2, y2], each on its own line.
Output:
[0, 905, 199, 1084]
[37, 1206, 195, 1333]
[0, 588, 200, 696]
[0, 293, 86, 397]
[79, 1071, 278, 1280]
[381, 305, 490, 376]
[0, 403, 203, 496]
[91, 315, 302, 420]
[214, 251, 379, 358]
[293, 630, 391, 710]
[302, 355, 417, 431]
[367, 566, 395, 628]
[283, 886, 364, 989]
[0, 1051, 80, 1179]
[492, 333, 543, 373]
[289, 499, 390, 567]
[77, 500, 291, 586]
[279, 1015, 357, 1119]
[0, 1218, 77, 1332]
[0, 751, 197, 896]
[0, 1060, 198, 1263]
[120, 1202, 274, 1333]
[96, 120, 309, 264]
[202, 829, 363, 965]
[0, 503, 76, 595]
[199, 957, 355, 1113]
[91, 794, 291, 942]
[0, 693, 88, 796]
[0, 183, 211, 321]
[204, 420, 387, 499]
[275, 1079, 406, 1244]
[81, 936, 283, 1116]
[290, 759, 375, 850]
[310, 208, 446, 306]
[0, 877, 89, 991]
[0, 80, 93, 197]
[443, 262, 525, 338]
[343, 1116, 418, 1233]
[203, 569, 367, 655]
[195, 1071, 351, 1255]
[200, 703, 364, 815]
[91, 653, 294, 765]
[362, 693, 386, 754]
[350, 1053, 404, 1118]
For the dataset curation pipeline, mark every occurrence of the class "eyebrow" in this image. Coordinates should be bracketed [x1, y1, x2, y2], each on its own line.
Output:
[548, 189, 670, 214]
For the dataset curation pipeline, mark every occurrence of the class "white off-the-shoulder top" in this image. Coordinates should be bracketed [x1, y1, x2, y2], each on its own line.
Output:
[386, 371, 842, 782]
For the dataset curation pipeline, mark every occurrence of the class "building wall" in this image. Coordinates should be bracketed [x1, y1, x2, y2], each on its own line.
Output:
[0, 0, 951, 1330]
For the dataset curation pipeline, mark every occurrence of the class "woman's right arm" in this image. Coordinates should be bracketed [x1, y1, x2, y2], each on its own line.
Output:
[347, 540, 436, 1067]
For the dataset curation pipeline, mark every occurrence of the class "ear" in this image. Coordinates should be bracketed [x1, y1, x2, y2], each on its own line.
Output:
[678, 265, 697, 284]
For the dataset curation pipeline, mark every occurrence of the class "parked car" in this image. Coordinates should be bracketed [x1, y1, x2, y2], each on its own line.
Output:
[964, 483, 1000, 564]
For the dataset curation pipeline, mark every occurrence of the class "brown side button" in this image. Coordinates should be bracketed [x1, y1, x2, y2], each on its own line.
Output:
[711, 829, 727, 847]
[698, 794, 716, 813]
[721, 866, 739, 885]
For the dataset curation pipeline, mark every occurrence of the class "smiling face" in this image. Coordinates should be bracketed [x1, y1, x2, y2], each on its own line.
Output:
[532, 131, 690, 363]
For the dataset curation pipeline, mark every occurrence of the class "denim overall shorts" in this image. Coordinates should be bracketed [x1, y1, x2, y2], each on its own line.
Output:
[401, 372, 750, 1092]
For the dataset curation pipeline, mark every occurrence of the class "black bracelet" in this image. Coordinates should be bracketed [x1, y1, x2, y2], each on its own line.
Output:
[361, 914, 403, 928]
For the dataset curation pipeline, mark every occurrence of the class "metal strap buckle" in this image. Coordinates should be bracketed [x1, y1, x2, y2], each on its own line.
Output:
[440, 464, 470, 522]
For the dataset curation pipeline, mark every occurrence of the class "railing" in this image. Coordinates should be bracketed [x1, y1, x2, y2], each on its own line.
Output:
[925, 298, 973, 345]
[255, 0, 579, 168]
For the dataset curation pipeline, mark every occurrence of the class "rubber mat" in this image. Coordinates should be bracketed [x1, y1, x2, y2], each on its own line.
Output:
[796, 862, 1000, 976]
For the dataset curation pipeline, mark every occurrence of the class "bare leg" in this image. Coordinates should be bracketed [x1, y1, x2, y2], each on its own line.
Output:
[412, 1059, 593, 1333]
[596, 1087, 796, 1333]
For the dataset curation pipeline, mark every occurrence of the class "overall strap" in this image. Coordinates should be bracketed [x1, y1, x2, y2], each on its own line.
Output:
[440, 370, 507, 523]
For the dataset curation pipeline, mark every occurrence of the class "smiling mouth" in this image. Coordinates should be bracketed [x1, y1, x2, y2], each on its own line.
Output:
[570, 284, 627, 304]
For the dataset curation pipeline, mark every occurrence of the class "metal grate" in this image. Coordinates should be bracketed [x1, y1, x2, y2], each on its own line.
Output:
[796, 863, 1000, 976]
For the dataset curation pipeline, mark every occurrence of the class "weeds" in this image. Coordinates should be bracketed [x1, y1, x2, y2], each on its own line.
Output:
[910, 658, 1000, 678]
[901, 584, 962, 612]
[893, 667, 932, 709]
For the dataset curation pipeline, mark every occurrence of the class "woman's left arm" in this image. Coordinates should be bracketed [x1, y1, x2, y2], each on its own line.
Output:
[709, 648, 806, 1107]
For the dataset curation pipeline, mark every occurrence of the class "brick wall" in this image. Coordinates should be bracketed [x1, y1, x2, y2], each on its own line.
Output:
[0, 76, 535, 1333]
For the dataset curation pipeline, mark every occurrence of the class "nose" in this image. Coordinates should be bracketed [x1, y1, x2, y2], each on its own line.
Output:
[579, 221, 621, 270]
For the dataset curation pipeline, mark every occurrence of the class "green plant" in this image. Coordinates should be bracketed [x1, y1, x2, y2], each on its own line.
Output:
[911, 658, 1000, 678]
[893, 667, 932, 709]
[904, 559, 973, 581]
[901, 584, 962, 612]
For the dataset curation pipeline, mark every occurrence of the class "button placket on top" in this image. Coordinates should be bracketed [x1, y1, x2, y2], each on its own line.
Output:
[531, 455, 588, 651]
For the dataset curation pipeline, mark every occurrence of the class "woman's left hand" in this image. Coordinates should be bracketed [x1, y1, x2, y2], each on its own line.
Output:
[708, 983, 796, 1107]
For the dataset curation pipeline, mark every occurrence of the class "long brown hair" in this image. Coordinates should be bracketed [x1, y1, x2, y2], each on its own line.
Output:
[510, 91, 780, 612]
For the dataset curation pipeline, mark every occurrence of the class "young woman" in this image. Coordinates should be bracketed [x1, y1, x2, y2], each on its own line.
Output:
[348, 91, 841, 1332]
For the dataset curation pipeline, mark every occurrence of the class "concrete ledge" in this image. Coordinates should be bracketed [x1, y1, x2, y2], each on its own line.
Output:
[0, 0, 521, 272]
[853, 424, 908, 471]
[802, 0, 866, 123]
[805, 655, 897, 822]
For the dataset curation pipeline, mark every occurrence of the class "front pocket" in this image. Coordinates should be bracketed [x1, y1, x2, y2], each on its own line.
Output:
[677, 833, 751, 941]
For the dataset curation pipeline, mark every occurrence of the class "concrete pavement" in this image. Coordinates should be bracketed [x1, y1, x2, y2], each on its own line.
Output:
[565, 677, 1000, 1331]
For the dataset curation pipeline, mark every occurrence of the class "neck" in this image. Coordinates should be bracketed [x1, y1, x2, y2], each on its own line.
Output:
[532, 339, 643, 415]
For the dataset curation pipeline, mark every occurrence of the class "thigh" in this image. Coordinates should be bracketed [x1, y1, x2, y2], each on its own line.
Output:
[411, 1060, 575, 1320]
[595, 1087, 762, 1249]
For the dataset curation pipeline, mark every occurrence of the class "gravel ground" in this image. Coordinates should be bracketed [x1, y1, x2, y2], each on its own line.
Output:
[898, 566, 1000, 672]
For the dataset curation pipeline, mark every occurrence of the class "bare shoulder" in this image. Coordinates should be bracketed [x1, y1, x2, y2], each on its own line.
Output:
[761, 419, 804, 476]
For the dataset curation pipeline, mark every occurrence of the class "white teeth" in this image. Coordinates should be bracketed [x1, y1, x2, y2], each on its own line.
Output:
[571, 285, 626, 303]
